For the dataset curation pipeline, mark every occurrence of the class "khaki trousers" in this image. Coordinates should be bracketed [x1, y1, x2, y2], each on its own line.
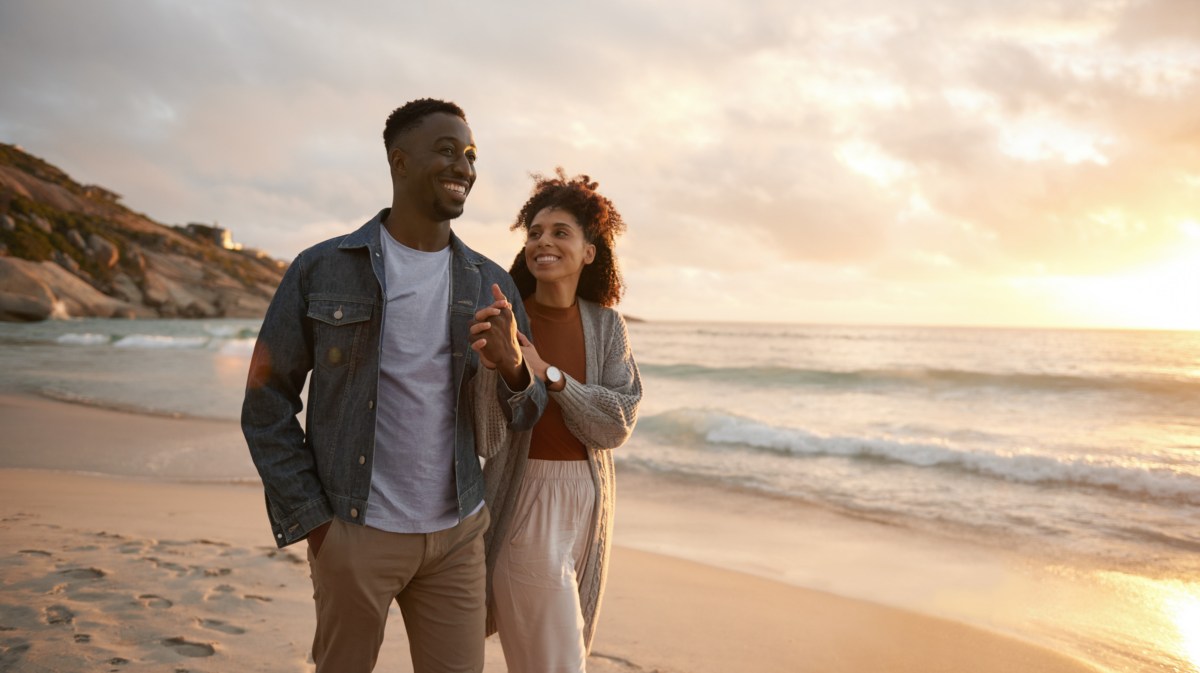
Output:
[492, 460, 596, 673]
[307, 506, 490, 673]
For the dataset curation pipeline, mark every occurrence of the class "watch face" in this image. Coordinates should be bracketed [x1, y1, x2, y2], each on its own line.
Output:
[546, 366, 562, 383]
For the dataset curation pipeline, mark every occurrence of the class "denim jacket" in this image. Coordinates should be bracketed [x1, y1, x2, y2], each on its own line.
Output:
[242, 210, 546, 547]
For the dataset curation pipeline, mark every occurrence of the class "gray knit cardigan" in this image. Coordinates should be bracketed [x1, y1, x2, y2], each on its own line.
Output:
[473, 298, 643, 651]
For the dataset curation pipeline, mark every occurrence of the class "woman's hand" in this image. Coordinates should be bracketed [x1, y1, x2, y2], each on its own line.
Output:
[516, 332, 546, 378]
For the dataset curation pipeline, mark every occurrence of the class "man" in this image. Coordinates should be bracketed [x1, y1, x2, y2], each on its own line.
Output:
[242, 98, 545, 673]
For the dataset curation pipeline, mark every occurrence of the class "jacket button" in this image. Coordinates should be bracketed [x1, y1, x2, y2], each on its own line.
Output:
[333, 308, 344, 320]
[367, 400, 374, 409]
[276, 533, 283, 539]
[358, 455, 365, 465]
[350, 508, 359, 518]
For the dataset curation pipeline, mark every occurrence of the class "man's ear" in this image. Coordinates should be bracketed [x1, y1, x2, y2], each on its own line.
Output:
[388, 146, 407, 177]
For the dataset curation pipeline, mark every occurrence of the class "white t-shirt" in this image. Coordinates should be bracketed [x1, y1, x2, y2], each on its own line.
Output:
[366, 228, 457, 533]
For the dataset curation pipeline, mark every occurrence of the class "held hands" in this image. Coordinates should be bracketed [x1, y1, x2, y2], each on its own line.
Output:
[470, 284, 529, 389]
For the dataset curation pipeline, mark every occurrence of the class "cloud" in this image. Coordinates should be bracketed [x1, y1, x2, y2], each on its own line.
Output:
[1, 0, 1197, 326]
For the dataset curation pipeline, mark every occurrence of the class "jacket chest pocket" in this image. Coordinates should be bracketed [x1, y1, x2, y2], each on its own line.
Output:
[308, 299, 374, 370]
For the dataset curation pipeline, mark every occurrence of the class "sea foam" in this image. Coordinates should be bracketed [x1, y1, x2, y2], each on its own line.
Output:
[638, 409, 1200, 504]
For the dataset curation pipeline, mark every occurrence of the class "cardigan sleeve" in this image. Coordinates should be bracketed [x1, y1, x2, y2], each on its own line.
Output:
[471, 361, 542, 459]
[554, 310, 643, 449]
[471, 366, 509, 459]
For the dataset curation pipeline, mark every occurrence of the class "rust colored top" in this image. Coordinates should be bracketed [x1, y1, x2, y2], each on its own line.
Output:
[526, 297, 588, 461]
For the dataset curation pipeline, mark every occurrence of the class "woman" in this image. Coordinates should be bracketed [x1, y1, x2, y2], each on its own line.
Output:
[472, 168, 642, 673]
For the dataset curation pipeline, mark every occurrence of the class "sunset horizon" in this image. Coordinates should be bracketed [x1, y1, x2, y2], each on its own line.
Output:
[3, 1, 1198, 331]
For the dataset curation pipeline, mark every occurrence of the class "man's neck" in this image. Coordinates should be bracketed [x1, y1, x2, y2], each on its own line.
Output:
[382, 203, 451, 252]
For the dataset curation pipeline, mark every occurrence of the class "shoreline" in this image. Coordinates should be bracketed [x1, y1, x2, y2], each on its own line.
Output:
[0, 392, 1112, 672]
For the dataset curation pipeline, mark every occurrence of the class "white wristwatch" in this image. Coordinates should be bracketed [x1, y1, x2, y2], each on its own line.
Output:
[544, 365, 563, 386]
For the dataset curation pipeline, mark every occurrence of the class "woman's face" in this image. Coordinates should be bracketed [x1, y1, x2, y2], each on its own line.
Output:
[524, 207, 596, 289]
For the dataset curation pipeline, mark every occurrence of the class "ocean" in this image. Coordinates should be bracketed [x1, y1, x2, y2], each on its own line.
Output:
[1, 318, 1198, 671]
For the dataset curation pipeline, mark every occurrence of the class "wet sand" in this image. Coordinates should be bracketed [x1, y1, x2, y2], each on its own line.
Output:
[0, 394, 1102, 672]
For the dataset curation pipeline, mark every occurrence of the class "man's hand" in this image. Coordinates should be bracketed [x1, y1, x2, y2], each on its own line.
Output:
[307, 520, 332, 557]
[470, 284, 530, 389]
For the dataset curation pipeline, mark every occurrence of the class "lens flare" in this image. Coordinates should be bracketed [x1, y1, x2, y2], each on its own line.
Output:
[1167, 588, 1200, 670]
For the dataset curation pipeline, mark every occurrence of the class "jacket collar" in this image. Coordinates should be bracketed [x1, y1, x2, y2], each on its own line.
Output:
[339, 209, 485, 266]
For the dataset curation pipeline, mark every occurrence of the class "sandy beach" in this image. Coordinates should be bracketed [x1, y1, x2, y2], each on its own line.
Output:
[0, 393, 1104, 673]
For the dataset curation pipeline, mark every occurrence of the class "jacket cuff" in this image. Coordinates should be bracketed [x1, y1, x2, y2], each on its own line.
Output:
[271, 496, 334, 548]
[497, 359, 546, 431]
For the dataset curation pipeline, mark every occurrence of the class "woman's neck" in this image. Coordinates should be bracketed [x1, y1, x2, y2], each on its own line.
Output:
[533, 281, 577, 309]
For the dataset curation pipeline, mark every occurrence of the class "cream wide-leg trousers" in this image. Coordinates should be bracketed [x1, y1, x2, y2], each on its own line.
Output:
[492, 459, 596, 673]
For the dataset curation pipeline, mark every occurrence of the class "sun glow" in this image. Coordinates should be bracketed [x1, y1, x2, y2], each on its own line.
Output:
[1168, 590, 1200, 670]
[1030, 230, 1200, 330]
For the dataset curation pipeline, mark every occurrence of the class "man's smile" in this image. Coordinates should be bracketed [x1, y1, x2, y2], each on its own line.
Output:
[441, 180, 468, 197]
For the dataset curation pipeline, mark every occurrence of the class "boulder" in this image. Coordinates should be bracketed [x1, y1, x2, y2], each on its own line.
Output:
[110, 272, 144, 305]
[0, 257, 57, 321]
[216, 290, 272, 317]
[52, 250, 79, 273]
[87, 233, 119, 268]
[126, 247, 147, 274]
[0, 256, 142, 319]
[0, 291, 55, 321]
[36, 260, 141, 318]
[141, 265, 218, 317]
[67, 228, 87, 251]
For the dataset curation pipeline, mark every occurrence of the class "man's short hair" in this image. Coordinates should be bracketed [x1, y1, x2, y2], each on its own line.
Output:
[383, 99, 467, 151]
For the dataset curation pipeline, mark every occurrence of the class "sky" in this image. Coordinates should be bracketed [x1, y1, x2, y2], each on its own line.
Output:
[1, 0, 1198, 329]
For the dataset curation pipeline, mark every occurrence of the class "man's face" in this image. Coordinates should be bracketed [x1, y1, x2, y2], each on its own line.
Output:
[393, 112, 477, 222]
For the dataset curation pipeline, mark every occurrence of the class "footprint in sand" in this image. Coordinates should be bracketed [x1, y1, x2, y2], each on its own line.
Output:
[143, 557, 188, 574]
[73, 633, 91, 643]
[590, 652, 646, 671]
[43, 605, 74, 625]
[0, 604, 38, 627]
[217, 547, 250, 559]
[203, 584, 237, 602]
[194, 538, 231, 548]
[264, 549, 306, 565]
[137, 594, 173, 609]
[191, 566, 232, 577]
[161, 637, 215, 657]
[57, 567, 106, 580]
[17, 549, 51, 557]
[117, 541, 148, 555]
[197, 618, 246, 635]
[0, 639, 32, 668]
[202, 584, 273, 603]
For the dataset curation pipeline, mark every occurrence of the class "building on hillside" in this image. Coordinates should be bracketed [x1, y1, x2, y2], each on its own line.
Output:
[183, 223, 243, 251]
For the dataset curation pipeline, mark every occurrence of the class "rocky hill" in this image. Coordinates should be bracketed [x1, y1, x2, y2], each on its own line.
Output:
[0, 143, 285, 321]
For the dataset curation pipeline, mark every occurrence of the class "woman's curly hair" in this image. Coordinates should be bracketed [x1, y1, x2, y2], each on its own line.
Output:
[509, 168, 627, 307]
